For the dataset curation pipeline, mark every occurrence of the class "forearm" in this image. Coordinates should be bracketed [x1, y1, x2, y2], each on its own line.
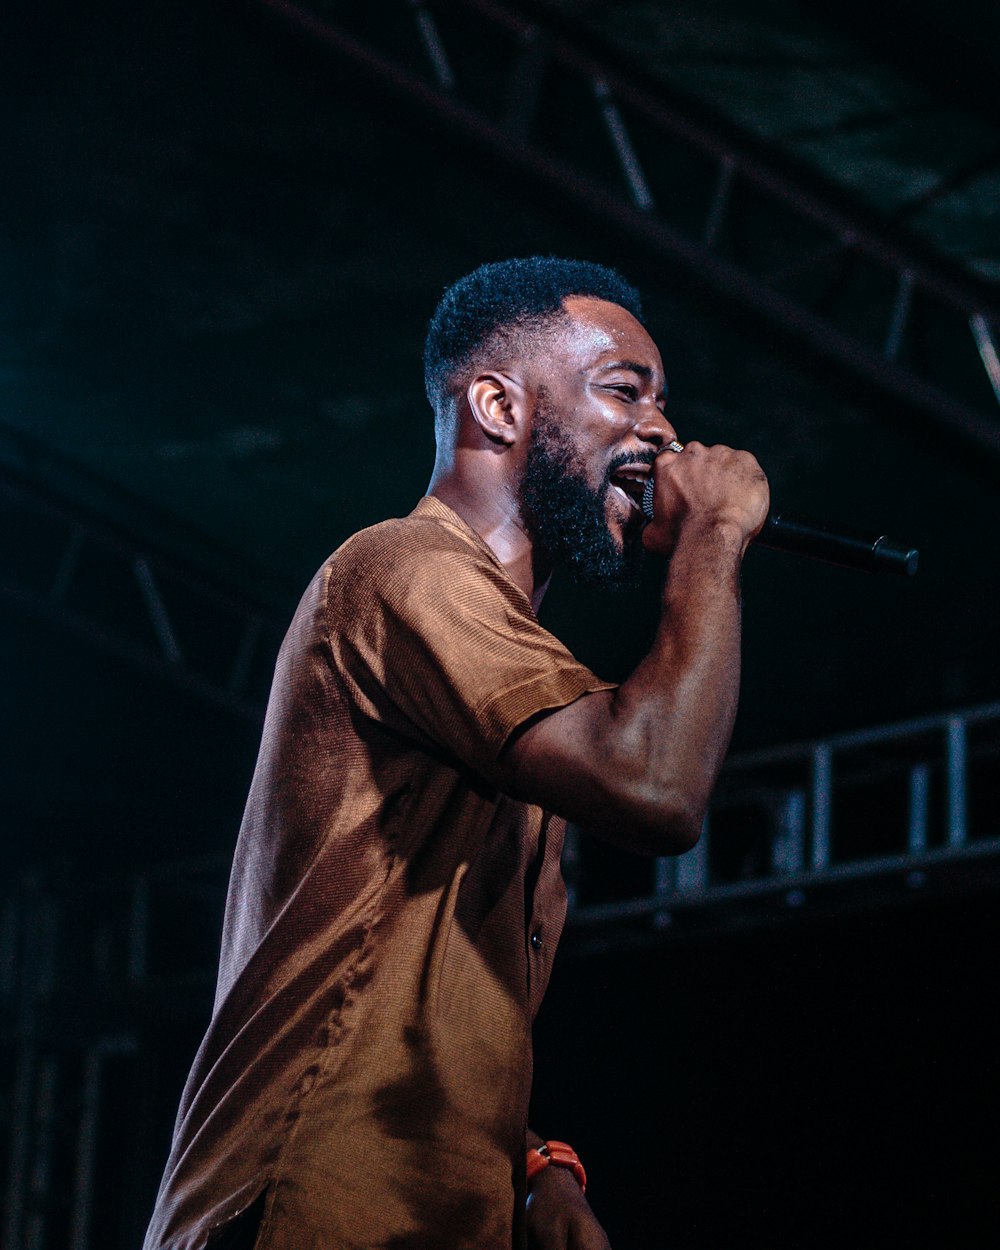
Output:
[596, 517, 745, 849]
[501, 439, 767, 856]
[503, 519, 745, 855]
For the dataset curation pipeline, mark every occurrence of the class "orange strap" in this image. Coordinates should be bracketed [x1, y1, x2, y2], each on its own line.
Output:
[526, 1140, 587, 1194]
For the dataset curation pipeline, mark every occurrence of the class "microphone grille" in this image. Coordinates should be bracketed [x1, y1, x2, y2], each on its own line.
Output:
[641, 478, 655, 521]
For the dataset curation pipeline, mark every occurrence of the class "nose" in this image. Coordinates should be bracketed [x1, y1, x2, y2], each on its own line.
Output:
[633, 406, 678, 449]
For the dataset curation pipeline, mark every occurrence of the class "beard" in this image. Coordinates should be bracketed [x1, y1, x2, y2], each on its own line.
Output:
[519, 391, 649, 590]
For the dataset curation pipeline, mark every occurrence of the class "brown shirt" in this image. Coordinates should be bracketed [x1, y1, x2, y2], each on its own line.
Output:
[143, 497, 614, 1250]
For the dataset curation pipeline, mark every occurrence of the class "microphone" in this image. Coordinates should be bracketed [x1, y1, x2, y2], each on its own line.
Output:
[640, 480, 919, 576]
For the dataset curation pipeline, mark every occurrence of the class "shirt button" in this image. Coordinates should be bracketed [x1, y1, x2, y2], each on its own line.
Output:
[530, 930, 543, 952]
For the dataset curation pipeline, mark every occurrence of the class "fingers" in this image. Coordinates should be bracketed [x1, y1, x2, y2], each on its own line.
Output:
[642, 440, 770, 555]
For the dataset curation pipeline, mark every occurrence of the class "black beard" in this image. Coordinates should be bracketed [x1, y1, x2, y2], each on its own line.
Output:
[519, 400, 650, 590]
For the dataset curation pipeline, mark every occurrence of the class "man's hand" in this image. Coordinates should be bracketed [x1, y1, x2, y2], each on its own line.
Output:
[641, 439, 770, 559]
[526, 1164, 612, 1250]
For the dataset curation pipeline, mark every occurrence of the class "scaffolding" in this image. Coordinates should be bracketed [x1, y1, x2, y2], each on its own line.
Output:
[256, 0, 1000, 455]
[0, 463, 285, 727]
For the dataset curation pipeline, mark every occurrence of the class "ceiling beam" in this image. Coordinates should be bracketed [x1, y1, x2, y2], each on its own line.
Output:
[256, 0, 1000, 457]
[0, 467, 281, 726]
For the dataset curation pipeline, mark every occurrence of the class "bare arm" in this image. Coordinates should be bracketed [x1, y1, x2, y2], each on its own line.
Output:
[497, 442, 769, 856]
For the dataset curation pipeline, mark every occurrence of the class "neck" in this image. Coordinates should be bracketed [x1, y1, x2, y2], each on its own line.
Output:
[427, 461, 552, 611]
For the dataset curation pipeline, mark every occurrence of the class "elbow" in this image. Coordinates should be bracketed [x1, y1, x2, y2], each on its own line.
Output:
[583, 779, 706, 857]
[658, 807, 703, 856]
[630, 772, 708, 855]
[641, 797, 703, 857]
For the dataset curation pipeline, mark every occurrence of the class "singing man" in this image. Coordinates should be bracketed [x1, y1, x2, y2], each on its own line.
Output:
[143, 256, 769, 1250]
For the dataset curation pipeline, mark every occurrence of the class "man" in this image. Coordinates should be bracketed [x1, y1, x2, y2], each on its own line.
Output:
[143, 257, 768, 1250]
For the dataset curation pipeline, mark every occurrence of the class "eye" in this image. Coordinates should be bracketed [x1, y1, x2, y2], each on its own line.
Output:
[607, 384, 638, 401]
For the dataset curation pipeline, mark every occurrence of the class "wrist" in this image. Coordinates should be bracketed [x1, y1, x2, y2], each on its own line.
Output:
[662, 519, 746, 605]
[682, 514, 750, 556]
[526, 1140, 587, 1194]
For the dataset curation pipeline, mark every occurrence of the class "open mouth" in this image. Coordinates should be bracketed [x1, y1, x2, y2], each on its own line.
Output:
[610, 469, 649, 518]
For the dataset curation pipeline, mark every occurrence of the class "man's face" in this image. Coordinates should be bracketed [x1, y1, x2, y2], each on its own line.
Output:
[518, 297, 676, 588]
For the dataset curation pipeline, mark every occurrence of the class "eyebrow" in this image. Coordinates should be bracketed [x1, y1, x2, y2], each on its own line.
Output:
[594, 359, 653, 381]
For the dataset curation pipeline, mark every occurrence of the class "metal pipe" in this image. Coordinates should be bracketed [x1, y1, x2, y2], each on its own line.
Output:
[703, 156, 735, 249]
[592, 78, 655, 210]
[884, 268, 915, 360]
[970, 313, 1000, 406]
[133, 557, 184, 666]
[945, 716, 968, 847]
[908, 763, 930, 854]
[810, 745, 833, 870]
[408, 0, 456, 90]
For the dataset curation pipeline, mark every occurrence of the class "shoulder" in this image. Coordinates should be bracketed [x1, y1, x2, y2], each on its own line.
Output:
[329, 511, 483, 587]
[324, 506, 523, 621]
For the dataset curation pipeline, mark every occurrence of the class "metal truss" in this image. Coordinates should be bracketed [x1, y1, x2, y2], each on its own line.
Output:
[256, 0, 1000, 456]
[565, 698, 1000, 952]
[0, 859, 225, 1250]
[0, 464, 284, 725]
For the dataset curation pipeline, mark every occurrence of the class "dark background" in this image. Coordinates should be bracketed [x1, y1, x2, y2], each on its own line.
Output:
[2, 1, 999, 1246]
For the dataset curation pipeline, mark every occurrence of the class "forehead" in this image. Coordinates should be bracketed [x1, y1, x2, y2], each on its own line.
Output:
[552, 295, 664, 377]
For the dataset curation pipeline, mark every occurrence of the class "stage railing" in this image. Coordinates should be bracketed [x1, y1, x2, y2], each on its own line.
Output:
[565, 698, 1000, 946]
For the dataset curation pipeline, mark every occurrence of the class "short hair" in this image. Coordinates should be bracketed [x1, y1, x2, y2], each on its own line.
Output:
[423, 256, 644, 420]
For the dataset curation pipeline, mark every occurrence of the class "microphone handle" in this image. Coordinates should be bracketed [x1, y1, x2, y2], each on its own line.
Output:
[639, 481, 918, 576]
[756, 512, 919, 577]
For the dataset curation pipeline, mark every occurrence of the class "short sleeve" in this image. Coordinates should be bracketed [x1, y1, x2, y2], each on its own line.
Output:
[325, 514, 614, 783]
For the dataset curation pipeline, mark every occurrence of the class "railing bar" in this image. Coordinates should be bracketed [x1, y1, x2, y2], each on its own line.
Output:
[908, 763, 931, 854]
[653, 855, 675, 928]
[675, 814, 709, 894]
[771, 789, 806, 875]
[69, 1037, 136, 1250]
[69, 1051, 102, 1250]
[725, 700, 1000, 771]
[946, 716, 968, 847]
[568, 835, 1000, 925]
[810, 745, 833, 870]
[3, 1042, 35, 1250]
[26, 1056, 59, 1249]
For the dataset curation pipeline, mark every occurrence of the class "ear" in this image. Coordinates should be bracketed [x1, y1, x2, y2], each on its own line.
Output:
[466, 372, 528, 447]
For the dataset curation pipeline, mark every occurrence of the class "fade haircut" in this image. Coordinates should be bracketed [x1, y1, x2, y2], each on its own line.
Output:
[423, 256, 644, 431]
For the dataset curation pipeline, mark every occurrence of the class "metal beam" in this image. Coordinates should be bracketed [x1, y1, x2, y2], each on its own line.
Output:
[255, 0, 1000, 456]
[0, 467, 282, 725]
